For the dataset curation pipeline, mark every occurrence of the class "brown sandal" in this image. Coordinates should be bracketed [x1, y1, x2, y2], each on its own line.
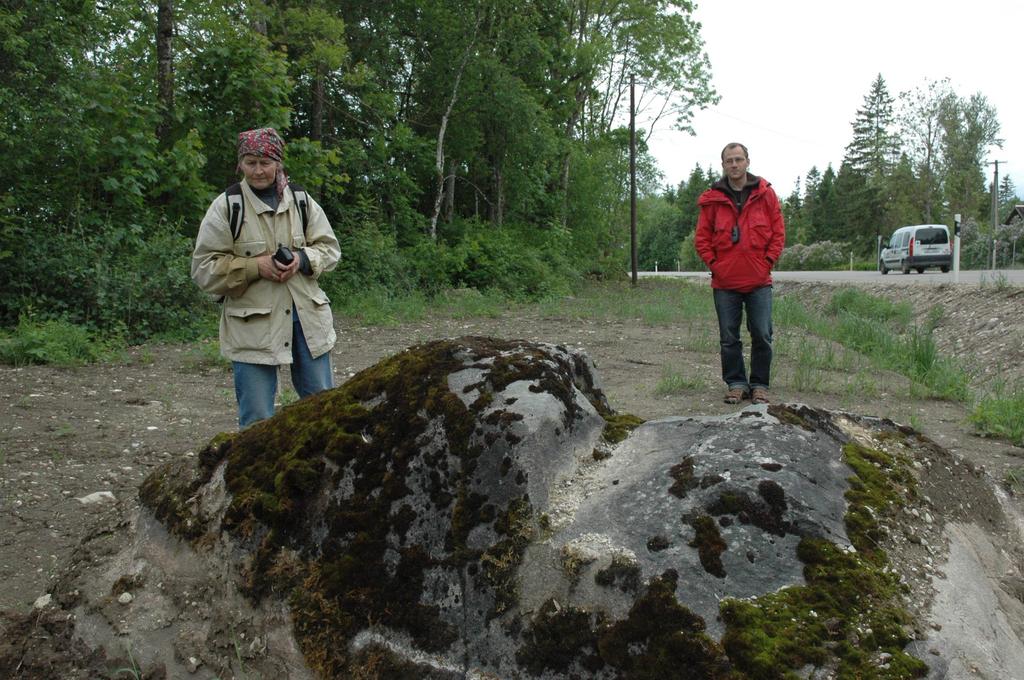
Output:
[724, 387, 748, 404]
[751, 387, 770, 404]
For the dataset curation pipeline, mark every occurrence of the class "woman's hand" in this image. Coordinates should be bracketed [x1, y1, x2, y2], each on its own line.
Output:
[256, 254, 300, 282]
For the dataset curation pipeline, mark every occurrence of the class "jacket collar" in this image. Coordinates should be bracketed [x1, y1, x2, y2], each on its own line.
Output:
[241, 178, 294, 214]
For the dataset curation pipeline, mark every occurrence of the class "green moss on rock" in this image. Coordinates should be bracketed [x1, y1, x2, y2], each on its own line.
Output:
[518, 571, 734, 679]
[138, 337, 623, 678]
[594, 554, 642, 593]
[719, 441, 927, 679]
[602, 412, 645, 444]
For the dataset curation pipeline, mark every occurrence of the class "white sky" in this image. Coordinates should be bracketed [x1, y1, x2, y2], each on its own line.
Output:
[648, 0, 1023, 203]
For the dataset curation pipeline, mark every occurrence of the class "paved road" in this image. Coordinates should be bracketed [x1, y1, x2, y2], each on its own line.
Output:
[638, 269, 1024, 286]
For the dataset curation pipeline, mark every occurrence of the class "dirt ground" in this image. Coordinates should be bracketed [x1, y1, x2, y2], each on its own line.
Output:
[1, 278, 1023, 669]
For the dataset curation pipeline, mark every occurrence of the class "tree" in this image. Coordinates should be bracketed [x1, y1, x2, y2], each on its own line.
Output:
[885, 154, 922, 230]
[782, 180, 810, 246]
[999, 174, 1020, 219]
[940, 92, 1002, 227]
[897, 78, 951, 223]
[804, 165, 839, 244]
[844, 74, 900, 183]
[156, 0, 176, 148]
[839, 75, 899, 253]
[833, 162, 880, 255]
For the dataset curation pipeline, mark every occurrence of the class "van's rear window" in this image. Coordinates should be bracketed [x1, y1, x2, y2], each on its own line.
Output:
[916, 228, 948, 245]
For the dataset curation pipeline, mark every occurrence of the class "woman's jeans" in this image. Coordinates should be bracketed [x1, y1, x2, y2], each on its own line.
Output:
[712, 285, 773, 391]
[232, 310, 334, 428]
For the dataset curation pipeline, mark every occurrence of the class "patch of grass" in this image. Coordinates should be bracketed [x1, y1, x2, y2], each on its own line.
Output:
[827, 287, 912, 328]
[539, 279, 712, 326]
[111, 641, 142, 678]
[183, 339, 230, 372]
[54, 423, 75, 438]
[436, 287, 511, 319]
[979, 271, 1013, 290]
[783, 289, 971, 403]
[334, 286, 430, 326]
[0, 315, 124, 366]
[684, 326, 718, 353]
[791, 353, 823, 393]
[969, 382, 1024, 446]
[1004, 467, 1024, 495]
[653, 369, 703, 396]
[843, 370, 880, 401]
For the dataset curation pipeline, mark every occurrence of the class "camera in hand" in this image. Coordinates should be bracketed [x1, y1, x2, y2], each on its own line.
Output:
[272, 245, 294, 266]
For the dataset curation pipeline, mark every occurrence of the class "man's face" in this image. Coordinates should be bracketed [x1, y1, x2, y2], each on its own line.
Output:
[722, 147, 749, 184]
[239, 154, 278, 190]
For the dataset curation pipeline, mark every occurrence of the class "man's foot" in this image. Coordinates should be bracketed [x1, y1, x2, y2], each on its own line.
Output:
[751, 387, 770, 404]
[724, 387, 748, 404]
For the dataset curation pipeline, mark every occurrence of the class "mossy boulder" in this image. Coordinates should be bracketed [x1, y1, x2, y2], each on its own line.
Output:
[45, 338, 935, 679]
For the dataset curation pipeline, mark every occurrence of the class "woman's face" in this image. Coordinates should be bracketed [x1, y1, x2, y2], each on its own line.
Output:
[239, 154, 278, 190]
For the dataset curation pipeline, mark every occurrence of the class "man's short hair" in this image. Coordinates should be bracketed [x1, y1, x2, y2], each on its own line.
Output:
[721, 143, 749, 161]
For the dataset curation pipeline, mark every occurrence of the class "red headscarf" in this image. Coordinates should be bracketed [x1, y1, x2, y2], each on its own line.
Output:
[237, 127, 288, 199]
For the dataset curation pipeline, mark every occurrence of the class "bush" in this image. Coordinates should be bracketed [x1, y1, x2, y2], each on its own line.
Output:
[1, 215, 207, 343]
[0, 315, 123, 366]
[777, 241, 851, 271]
[447, 220, 575, 299]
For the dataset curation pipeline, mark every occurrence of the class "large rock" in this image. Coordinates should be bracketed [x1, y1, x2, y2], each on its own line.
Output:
[18, 337, 993, 678]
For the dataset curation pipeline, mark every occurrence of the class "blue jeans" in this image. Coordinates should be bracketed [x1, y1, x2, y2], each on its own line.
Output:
[232, 309, 334, 428]
[712, 286, 773, 392]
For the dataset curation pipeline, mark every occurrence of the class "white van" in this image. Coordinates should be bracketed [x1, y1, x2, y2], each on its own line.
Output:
[879, 224, 951, 274]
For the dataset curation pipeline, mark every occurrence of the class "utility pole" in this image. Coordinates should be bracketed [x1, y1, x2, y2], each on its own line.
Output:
[986, 160, 1006, 269]
[629, 74, 638, 285]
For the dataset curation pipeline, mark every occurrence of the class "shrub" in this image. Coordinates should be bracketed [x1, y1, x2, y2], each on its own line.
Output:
[0, 315, 123, 366]
[777, 241, 851, 271]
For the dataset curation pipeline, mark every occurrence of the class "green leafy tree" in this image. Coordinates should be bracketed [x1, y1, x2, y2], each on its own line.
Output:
[897, 78, 950, 223]
[637, 194, 685, 270]
[940, 91, 1002, 228]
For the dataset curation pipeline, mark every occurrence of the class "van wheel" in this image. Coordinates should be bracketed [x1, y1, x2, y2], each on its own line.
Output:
[880, 261, 888, 275]
[901, 261, 910, 274]
[941, 265, 950, 273]
[916, 267, 925, 274]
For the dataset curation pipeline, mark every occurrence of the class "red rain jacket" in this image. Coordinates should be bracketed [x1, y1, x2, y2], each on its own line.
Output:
[695, 176, 785, 293]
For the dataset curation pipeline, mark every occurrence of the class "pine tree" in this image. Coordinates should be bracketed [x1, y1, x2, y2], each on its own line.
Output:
[839, 75, 899, 255]
[844, 74, 900, 183]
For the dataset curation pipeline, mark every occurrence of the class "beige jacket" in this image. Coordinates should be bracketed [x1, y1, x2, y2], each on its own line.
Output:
[191, 181, 340, 365]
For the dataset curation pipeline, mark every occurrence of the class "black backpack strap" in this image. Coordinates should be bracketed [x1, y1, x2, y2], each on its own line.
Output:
[290, 182, 309, 236]
[224, 182, 245, 241]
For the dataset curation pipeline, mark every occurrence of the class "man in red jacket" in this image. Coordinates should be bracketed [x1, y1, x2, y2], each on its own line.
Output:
[694, 143, 785, 405]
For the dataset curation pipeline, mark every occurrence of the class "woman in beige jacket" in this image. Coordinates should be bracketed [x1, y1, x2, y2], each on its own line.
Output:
[192, 128, 341, 427]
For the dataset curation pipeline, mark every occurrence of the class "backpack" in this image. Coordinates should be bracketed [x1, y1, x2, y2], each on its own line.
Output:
[208, 183, 311, 304]
[224, 182, 310, 240]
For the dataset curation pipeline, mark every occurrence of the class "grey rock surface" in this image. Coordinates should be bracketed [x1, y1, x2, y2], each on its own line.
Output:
[527, 407, 852, 638]
[19, 337, 1024, 679]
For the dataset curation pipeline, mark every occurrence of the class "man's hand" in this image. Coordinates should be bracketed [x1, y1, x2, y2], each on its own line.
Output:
[256, 254, 300, 283]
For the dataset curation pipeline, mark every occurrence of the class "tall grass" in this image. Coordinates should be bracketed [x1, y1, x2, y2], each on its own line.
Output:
[536, 279, 712, 325]
[970, 381, 1024, 446]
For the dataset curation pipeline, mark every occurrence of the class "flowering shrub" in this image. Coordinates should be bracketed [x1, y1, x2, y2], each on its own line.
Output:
[777, 241, 851, 271]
